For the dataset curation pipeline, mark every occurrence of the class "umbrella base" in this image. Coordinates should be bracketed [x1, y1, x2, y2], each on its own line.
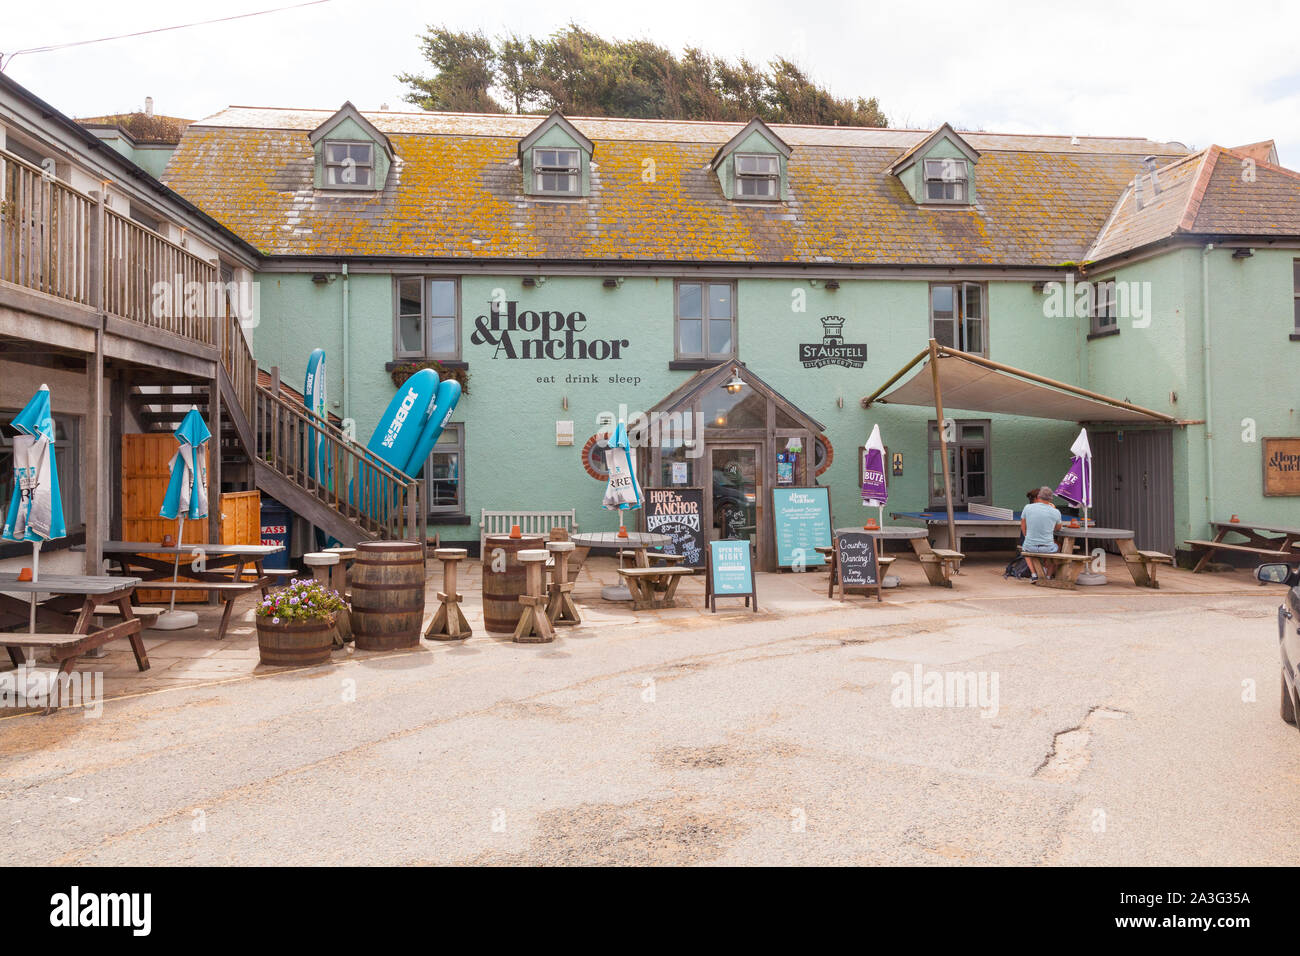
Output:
[152, 610, 199, 630]
[1076, 572, 1108, 587]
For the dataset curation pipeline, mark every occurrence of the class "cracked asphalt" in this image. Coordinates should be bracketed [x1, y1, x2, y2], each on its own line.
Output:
[2, 580, 1297, 866]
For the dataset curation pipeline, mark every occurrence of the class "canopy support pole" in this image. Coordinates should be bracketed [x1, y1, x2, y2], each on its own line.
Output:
[928, 340, 958, 552]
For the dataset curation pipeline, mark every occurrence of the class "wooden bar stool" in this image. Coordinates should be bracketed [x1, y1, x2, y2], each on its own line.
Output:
[324, 546, 356, 599]
[425, 548, 471, 641]
[545, 540, 580, 626]
[513, 549, 554, 644]
[304, 552, 350, 646]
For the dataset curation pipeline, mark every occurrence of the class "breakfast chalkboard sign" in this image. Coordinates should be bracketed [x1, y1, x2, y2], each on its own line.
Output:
[834, 531, 882, 602]
[644, 488, 705, 567]
[772, 486, 833, 569]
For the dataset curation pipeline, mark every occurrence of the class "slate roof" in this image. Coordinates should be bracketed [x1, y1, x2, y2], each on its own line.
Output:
[1086, 145, 1300, 264]
[162, 106, 1206, 266]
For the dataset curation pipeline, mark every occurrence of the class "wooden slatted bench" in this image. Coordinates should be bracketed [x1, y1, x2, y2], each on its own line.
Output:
[480, 509, 578, 554]
[1185, 539, 1291, 570]
[139, 582, 259, 640]
[918, 548, 964, 587]
[616, 567, 693, 611]
[1123, 549, 1174, 588]
[1020, 550, 1093, 589]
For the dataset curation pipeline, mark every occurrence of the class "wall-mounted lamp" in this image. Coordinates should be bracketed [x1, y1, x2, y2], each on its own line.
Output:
[602, 277, 624, 288]
[1032, 281, 1048, 293]
[522, 276, 547, 287]
[723, 368, 745, 394]
[1232, 248, 1254, 259]
[824, 279, 840, 291]
[311, 273, 330, 285]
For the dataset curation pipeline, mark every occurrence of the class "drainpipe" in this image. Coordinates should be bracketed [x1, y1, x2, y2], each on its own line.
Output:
[1201, 244, 1214, 530]
[341, 262, 350, 426]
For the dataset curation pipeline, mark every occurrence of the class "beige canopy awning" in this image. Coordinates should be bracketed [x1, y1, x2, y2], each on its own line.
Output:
[862, 344, 1176, 424]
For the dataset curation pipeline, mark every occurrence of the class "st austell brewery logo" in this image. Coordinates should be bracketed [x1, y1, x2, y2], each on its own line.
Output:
[799, 315, 866, 369]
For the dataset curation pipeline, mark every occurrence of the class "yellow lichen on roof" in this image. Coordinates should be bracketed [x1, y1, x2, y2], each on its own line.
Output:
[163, 118, 1186, 266]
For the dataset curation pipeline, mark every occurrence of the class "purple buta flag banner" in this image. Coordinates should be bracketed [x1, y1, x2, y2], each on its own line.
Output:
[1055, 428, 1092, 508]
[862, 424, 888, 506]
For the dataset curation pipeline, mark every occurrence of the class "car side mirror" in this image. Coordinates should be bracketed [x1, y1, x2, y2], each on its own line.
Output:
[1256, 563, 1292, 584]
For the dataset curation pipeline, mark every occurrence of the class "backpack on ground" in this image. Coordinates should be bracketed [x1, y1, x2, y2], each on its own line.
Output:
[1004, 556, 1033, 579]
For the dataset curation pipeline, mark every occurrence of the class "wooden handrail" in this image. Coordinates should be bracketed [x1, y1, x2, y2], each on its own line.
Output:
[253, 384, 424, 543]
[0, 149, 94, 306]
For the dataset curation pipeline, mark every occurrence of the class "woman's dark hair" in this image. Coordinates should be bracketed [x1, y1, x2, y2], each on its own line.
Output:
[1026, 489, 1039, 504]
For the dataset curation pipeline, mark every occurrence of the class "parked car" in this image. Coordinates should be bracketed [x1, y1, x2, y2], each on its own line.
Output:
[1257, 562, 1300, 729]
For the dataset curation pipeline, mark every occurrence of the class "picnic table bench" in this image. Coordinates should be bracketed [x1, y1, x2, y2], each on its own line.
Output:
[0, 573, 148, 710]
[85, 542, 289, 598]
[1187, 521, 1300, 572]
[615, 566, 693, 611]
[1057, 526, 1173, 589]
[1019, 550, 1094, 589]
[133, 581, 260, 641]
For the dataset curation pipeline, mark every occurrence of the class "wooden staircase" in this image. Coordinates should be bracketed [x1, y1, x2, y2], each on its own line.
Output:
[129, 313, 424, 549]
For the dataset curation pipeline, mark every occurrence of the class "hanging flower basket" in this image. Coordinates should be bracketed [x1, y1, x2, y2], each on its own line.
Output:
[390, 360, 470, 395]
[254, 578, 347, 667]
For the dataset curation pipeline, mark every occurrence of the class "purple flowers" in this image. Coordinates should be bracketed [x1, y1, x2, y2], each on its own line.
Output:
[255, 576, 346, 623]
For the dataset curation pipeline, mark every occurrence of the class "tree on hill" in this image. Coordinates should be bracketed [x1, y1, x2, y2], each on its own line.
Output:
[398, 23, 887, 127]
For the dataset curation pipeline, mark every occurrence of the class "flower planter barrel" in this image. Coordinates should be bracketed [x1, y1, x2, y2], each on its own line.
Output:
[349, 541, 426, 650]
[256, 617, 335, 667]
[483, 534, 543, 633]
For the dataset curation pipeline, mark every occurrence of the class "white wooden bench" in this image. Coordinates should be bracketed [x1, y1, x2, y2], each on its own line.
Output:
[480, 509, 579, 553]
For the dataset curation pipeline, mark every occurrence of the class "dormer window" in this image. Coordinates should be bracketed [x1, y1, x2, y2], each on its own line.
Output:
[708, 118, 792, 203]
[310, 102, 393, 192]
[519, 112, 593, 199]
[889, 124, 980, 207]
[533, 148, 580, 195]
[924, 158, 968, 202]
[324, 141, 374, 187]
[735, 153, 780, 199]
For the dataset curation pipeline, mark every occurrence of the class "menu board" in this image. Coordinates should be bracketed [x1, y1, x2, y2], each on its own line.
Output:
[834, 531, 881, 602]
[771, 486, 832, 568]
[707, 539, 757, 612]
[644, 487, 705, 567]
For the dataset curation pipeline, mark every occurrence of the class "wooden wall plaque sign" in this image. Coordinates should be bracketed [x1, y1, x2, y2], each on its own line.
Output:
[1263, 438, 1300, 496]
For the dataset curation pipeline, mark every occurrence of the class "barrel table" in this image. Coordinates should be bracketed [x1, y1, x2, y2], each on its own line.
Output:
[482, 534, 543, 633]
[349, 541, 425, 650]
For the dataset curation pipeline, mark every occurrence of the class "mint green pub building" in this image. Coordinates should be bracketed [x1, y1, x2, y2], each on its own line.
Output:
[144, 103, 1300, 568]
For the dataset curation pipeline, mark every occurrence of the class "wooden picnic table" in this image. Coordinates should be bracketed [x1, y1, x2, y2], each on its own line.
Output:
[1188, 521, 1300, 572]
[85, 542, 289, 596]
[838, 525, 962, 588]
[570, 531, 672, 602]
[0, 573, 149, 707]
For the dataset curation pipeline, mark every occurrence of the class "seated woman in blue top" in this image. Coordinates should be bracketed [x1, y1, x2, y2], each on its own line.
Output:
[1021, 486, 1063, 553]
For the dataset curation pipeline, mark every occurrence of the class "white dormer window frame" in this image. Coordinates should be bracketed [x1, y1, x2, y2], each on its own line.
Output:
[533, 147, 581, 195]
[323, 140, 375, 188]
[735, 152, 781, 200]
[923, 158, 968, 203]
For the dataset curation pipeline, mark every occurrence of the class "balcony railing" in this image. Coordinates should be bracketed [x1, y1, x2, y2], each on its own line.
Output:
[0, 149, 94, 306]
[1, 147, 219, 346]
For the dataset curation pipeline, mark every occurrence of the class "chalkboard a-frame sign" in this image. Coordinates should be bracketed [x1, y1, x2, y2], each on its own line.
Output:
[705, 539, 758, 613]
[833, 531, 882, 603]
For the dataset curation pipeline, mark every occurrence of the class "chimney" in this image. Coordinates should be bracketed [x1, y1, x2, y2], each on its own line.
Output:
[1133, 174, 1144, 211]
[1143, 155, 1161, 194]
[144, 96, 154, 117]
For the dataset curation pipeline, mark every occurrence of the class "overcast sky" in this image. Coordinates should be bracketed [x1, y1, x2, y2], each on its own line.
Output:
[6, 0, 1299, 163]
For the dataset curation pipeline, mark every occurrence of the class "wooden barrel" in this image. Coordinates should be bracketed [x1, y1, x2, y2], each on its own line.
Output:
[483, 534, 543, 633]
[350, 541, 426, 650]
[257, 618, 335, 667]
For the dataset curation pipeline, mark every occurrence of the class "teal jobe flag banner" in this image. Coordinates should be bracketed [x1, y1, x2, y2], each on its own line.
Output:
[709, 540, 753, 595]
[772, 486, 832, 568]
